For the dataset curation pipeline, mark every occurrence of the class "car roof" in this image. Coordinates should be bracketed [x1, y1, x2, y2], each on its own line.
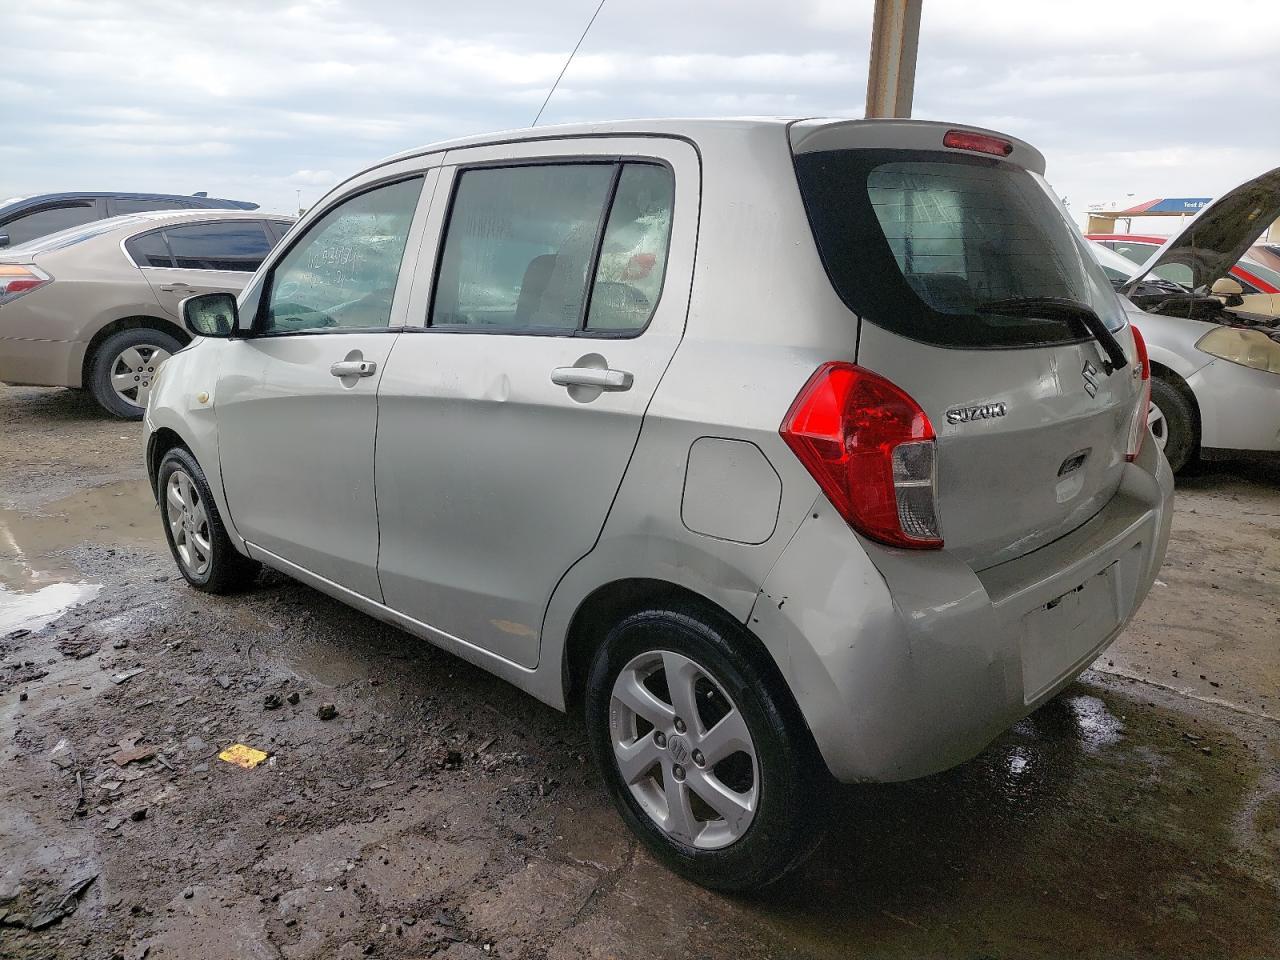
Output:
[0, 191, 259, 217]
[374, 116, 1042, 173]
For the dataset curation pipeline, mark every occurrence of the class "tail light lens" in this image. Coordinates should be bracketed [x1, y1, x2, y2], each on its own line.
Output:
[780, 362, 942, 549]
[1125, 325, 1151, 462]
[0, 264, 51, 306]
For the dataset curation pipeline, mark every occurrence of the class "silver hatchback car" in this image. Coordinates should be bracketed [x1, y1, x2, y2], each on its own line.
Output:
[144, 119, 1173, 889]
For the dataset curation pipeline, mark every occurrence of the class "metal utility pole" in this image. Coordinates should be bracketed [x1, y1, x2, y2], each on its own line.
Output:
[865, 0, 923, 119]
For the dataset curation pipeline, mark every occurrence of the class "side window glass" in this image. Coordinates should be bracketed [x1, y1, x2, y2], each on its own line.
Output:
[126, 230, 175, 268]
[164, 221, 272, 272]
[586, 164, 674, 331]
[430, 164, 615, 331]
[263, 178, 423, 334]
[4, 202, 98, 245]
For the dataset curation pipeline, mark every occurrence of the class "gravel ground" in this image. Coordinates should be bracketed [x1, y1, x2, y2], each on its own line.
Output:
[1, 384, 1278, 960]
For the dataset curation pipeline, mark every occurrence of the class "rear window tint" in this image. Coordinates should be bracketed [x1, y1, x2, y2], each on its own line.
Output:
[794, 150, 1125, 349]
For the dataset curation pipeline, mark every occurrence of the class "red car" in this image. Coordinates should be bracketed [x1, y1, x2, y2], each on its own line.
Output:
[1087, 233, 1280, 295]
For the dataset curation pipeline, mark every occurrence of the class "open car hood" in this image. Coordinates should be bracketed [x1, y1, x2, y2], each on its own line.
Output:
[1121, 165, 1280, 295]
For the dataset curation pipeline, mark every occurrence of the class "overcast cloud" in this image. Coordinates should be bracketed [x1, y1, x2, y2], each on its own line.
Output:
[3, 0, 1278, 226]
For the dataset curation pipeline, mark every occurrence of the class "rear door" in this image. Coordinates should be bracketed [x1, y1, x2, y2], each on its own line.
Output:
[793, 130, 1142, 569]
[374, 137, 697, 667]
[132, 220, 277, 316]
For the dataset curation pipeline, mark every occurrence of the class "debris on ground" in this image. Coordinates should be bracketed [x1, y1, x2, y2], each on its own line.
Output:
[263, 692, 283, 710]
[317, 702, 338, 721]
[217, 744, 270, 769]
[110, 668, 145, 685]
[21, 874, 97, 931]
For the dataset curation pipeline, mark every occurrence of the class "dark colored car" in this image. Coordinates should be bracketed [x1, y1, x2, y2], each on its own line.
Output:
[0, 192, 259, 248]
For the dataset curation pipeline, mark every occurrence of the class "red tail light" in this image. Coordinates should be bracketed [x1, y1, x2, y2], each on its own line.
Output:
[780, 362, 942, 549]
[1125, 325, 1151, 463]
[0, 264, 52, 305]
[943, 129, 1013, 157]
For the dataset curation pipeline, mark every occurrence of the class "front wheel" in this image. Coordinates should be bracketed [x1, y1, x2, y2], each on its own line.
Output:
[157, 447, 260, 593]
[1148, 377, 1198, 473]
[584, 606, 827, 890]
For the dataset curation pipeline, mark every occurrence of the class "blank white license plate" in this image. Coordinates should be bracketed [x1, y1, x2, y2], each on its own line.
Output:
[1020, 561, 1122, 703]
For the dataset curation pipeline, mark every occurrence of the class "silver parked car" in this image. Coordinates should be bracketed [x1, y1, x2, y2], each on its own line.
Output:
[1087, 166, 1280, 472]
[0, 210, 292, 417]
[144, 119, 1173, 889]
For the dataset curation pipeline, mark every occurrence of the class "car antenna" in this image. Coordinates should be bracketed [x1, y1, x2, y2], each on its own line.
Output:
[532, 0, 608, 127]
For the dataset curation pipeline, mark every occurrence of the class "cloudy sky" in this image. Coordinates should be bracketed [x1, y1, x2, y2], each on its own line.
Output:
[3, 0, 1277, 226]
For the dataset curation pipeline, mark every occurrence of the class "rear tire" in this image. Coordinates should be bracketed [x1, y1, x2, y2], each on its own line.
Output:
[157, 447, 260, 593]
[89, 327, 182, 419]
[584, 605, 828, 891]
[1148, 376, 1197, 473]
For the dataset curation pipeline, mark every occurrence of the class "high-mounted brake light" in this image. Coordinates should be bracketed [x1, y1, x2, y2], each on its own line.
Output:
[0, 264, 52, 306]
[1125, 325, 1151, 463]
[781, 362, 942, 549]
[943, 130, 1013, 158]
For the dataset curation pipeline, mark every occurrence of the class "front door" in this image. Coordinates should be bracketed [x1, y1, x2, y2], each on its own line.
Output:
[374, 140, 698, 666]
[216, 175, 431, 600]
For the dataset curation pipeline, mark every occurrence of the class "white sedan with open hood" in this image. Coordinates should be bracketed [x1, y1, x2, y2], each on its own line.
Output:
[1100, 166, 1280, 472]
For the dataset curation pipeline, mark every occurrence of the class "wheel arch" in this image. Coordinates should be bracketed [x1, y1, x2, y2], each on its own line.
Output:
[82, 315, 190, 387]
[146, 426, 192, 500]
[560, 577, 799, 725]
[1149, 361, 1202, 431]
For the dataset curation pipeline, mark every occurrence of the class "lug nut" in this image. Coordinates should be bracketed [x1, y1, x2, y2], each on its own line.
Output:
[654, 732, 666, 748]
[692, 749, 705, 767]
[673, 717, 686, 734]
[672, 764, 685, 782]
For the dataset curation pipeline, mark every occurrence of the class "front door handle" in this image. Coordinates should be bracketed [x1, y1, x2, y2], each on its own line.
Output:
[330, 360, 377, 378]
[159, 282, 192, 293]
[550, 366, 633, 391]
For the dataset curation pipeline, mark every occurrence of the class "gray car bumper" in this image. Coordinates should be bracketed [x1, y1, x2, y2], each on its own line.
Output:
[749, 438, 1174, 784]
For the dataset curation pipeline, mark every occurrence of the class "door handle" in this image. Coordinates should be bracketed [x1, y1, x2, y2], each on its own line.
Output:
[330, 360, 377, 378]
[550, 366, 633, 391]
[159, 282, 191, 293]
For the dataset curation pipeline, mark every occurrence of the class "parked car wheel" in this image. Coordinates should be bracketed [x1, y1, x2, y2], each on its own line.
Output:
[584, 606, 827, 890]
[1148, 377, 1197, 473]
[157, 447, 260, 593]
[89, 327, 182, 419]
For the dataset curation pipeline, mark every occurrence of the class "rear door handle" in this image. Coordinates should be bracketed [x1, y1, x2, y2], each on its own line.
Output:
[330, 360, 377, 378]
[159, 282, 192, 293]
[550, 367, 633, 391]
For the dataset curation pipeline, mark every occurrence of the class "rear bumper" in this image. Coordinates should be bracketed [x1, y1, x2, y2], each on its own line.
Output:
[0, 336, 84, 388]
[1188, 358, 1280, 453]
[749, 437, 1174, 784]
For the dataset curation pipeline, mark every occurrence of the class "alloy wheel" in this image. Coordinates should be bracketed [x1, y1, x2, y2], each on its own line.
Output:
[165, 470, 212, 577]
[1147, 401, 1168, 451]
[110, 344, 171, 409]
[609, 649, 758, 850]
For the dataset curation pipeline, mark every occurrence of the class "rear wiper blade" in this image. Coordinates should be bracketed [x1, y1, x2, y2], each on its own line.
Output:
[976, 296, 1129, 374]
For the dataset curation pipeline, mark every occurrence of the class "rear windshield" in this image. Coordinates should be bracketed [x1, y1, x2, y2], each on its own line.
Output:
[794, 150, 1125, 349]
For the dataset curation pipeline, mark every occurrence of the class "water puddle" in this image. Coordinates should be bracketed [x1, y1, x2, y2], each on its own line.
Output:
[0, 479, 157, 590]
[0, 479, 155, 631]
[0, 581, 101, 634]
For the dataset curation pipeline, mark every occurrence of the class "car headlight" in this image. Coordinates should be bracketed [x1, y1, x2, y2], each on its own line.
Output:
[1195, 327, 1280, 375]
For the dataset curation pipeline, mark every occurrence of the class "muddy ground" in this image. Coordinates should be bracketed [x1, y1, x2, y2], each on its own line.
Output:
[1, 383, 1277, 960]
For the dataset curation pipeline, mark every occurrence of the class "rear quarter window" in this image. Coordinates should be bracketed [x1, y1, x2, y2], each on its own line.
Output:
[794, 149, 1125, 349]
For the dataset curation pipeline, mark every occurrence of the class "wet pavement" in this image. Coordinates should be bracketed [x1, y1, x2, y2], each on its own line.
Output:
[1, 384, 1278, 960]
